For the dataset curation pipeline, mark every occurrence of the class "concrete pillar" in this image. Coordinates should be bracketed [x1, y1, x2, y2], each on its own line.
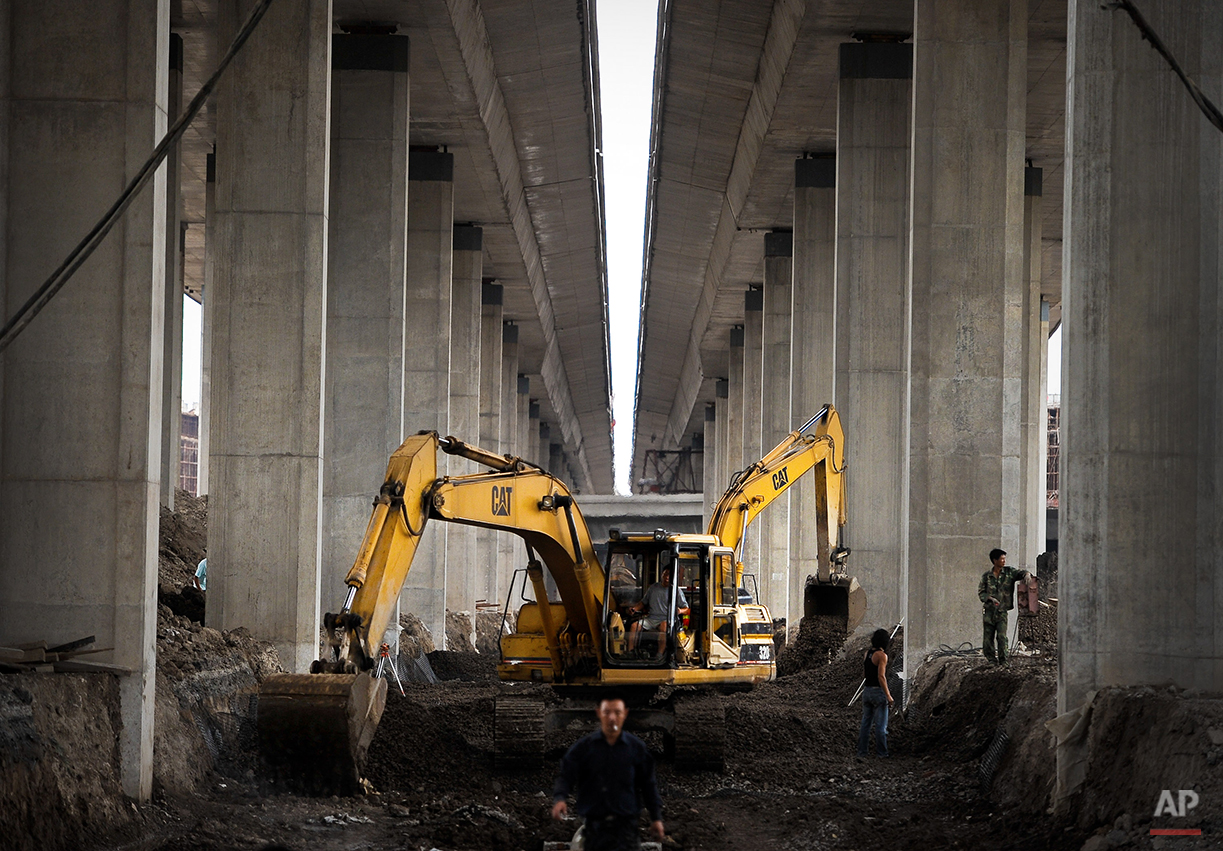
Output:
[761, 233, 794, 626]
[538, 422, 551, 474]
[209, 0, 332, 672]
[727, 326, 745, 490]
[1060, 0, 1223, 728]
[399, 150, 454, 648]
[528, 401, 541, 467]
[322, 33, 410, 622]
[549, 442, 564, 480]
[1020, 166, 1046, 573]
[703, 402, 718, 527]
[199, 152, 214, 495]
[477, 282, 503, 605]
[714, 378, 730, 513]
[517, 375, 531, 471]
[0, 2, 169, 800]
[741, 289, 764, 601]
[835, 42, 913, 629]
[790, 157, 837, 616]
[906, 0, 1027, 658]
[446, 225, 482, 626]
[499, 323, 520, 602]
[160, 34, 184, 509]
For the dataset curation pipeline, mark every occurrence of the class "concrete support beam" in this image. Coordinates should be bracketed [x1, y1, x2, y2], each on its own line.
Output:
[446, 225, 482, 626]
[1020, 166, 1045, 572]
[538, 422, 551, 474]
[703, 402, 718, 528]
[741, 290, 764, 602]
[528, 401, 541, 467]
[322, 34, 410, 621]
[1060, 0, 1223, 719]
[477, 283, 503, 605]
[499, 323, 520, 603]
[791, 157, 837, 623]
[199, 153, 215, 495]
[727, 327, 745, 492]
[0, 2, 169, 799]
[160, 34, 184, 509]
[835, 43, 912, 629]
[517, 375, 531, 473]
[713, 378, 730, 514]
[761, 233, 794, 625]
[906, 0, 1027, 658]
[400, 150, 454, 647]
[209, 0, 332, 673]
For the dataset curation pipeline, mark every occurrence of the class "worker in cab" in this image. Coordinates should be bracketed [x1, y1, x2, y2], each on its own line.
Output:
[625, 566, 688, 654]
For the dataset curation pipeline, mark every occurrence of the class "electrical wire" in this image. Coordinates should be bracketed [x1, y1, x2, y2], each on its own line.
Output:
[929, 641, 982, 659]
[1107, 0, 1223, 134]
[0, 0, 276, 355]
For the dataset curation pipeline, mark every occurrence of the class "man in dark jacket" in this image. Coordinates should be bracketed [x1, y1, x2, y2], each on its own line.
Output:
[551, 696, 664, 850]
[978, 548, 1031, 664]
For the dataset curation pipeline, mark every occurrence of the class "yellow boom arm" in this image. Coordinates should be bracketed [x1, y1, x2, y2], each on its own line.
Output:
[335, 432, 604, 670]
[706, 404, 847, 582]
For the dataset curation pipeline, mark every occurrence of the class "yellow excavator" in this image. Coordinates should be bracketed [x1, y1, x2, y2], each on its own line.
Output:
[258, 404, 863, 789]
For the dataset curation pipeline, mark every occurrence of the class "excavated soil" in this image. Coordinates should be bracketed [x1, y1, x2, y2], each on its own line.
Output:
[9, 507, 1222, 851]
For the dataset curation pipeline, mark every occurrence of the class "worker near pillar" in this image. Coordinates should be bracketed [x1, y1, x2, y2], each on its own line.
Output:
[977, 548, 1031, 664]
[551, 696, 665, 850]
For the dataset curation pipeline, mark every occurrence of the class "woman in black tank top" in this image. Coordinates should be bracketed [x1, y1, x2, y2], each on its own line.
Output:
[857, 628, 895, 757]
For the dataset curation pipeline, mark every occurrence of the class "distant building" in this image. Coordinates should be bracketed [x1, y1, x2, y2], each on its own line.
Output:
[1046, 395, 1060, 551]
[179, 410, 199, 495]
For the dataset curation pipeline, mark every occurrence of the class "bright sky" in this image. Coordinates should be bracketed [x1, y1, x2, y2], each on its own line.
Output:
[598, 1, 659, 494]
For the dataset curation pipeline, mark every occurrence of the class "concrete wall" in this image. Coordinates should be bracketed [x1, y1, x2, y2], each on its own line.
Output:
[0, 1, 170, 799]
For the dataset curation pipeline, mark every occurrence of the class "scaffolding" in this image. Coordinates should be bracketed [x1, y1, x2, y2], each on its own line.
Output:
[1046, 400, 1060, 509]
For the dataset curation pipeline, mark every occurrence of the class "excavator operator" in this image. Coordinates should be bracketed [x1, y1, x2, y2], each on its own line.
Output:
[626, 566, 689, 654]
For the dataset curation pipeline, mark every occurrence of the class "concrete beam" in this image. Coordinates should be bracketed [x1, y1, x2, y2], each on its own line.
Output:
[761, 233, 794, 625]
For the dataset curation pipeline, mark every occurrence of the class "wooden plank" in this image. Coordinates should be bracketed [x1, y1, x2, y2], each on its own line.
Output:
[48, 635, 96, 654]
[59, 646, 115, 658]
[20, 648, 46, 663]
[16, 640, 47, 651]
[51, 660, 132, 675]
[0, 647, 27, 662]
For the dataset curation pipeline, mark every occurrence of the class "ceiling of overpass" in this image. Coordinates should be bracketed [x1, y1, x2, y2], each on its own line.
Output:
[633, 0, 1067, 481]
[172, 0, 613, 492]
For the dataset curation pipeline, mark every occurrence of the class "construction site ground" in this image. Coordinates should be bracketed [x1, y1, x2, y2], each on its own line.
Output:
[4, 495, 1221, 851]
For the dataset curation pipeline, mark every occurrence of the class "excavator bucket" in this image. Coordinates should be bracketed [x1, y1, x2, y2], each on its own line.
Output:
[803, 574, 867, 634]
[257, 671, 387, 794]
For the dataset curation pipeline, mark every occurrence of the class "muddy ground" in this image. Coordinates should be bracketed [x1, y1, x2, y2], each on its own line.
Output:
[6, 497, 1221, 851]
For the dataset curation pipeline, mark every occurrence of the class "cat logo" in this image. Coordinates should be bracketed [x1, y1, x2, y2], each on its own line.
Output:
[771, 467, 789, 491]
[491, 485, 513, 517]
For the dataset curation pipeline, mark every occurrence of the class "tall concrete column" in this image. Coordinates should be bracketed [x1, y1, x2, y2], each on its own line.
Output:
[906, 0, 1027, 659]
[210, 0, 332, 672]
[322, 33, 410, 620]
[538, 422, 551, 474]
[477, 283, 503, 605]
[790, 157, 837, 616]
[761, 233, 794, 626]
[517, 375, 531, 471]
[741, 289, 764, 601]
[1060, 0, 1223, 767]
[703, 402, 718, 527]
[528, 401, 541, 467]
[835, 42, 913, 629]
[160, 34, 184, 509]
[498, 323, 520, 601]
[0, 2, 169, 799]
[400, 150, 454, 647]
[714, 378, 730, 510]
[1020, 166, 1045, 571]
[199, 152, 215, 495]
[446, 225, 482, 626]
[727, 327, 745, 489]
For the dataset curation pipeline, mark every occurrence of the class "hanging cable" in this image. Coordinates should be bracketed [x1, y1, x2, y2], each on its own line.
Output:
[1106, 0, 1223, 134]
[0, 0, 276, 354]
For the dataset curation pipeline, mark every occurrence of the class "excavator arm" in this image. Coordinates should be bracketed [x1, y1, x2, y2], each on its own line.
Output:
[706, 404, 863, 630]
[258, 431, 604, 791]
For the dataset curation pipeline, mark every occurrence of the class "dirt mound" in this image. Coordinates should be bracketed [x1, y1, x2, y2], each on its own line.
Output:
[399, 611, 436, 659]
[427, 650, 499, 682]
[158, 490, 208, 623]
[776, 614, 849, 676]
[475, 609, 510, 656]
[446, 610, 476, 652]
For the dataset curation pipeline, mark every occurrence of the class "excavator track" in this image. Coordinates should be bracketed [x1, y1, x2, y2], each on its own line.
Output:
[670, 694, 726, 771]
[494, 694, 546, 770]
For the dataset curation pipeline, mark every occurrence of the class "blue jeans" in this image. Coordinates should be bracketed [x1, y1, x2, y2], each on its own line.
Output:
[857, 686, 889, 756]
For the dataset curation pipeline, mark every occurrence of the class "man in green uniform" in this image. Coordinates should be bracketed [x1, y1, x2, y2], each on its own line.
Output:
[977, 548, 1030, 664]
